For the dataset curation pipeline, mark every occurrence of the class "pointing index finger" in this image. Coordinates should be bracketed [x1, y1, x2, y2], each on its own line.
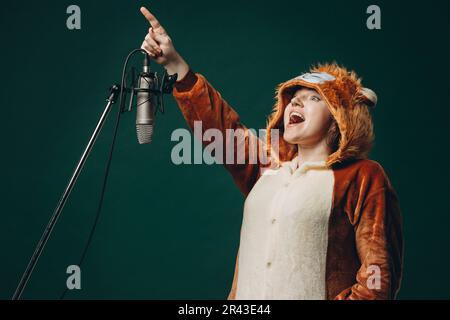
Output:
[140, 7, 165, 33]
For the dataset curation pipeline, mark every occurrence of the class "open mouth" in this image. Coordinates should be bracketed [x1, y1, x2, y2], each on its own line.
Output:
[288, 111, 305, 125]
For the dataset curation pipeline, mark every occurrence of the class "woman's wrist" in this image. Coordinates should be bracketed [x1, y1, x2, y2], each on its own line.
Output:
[164, 53, 190, 81]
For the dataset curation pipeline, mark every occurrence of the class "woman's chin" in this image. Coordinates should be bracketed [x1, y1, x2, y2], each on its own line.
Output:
[283, 132, 304, 145]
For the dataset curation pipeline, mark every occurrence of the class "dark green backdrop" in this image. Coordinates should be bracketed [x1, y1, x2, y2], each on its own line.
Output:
[1, 0, 449, 299]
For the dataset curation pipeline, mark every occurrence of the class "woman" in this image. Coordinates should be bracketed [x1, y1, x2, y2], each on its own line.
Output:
[140, 7, 403, 300]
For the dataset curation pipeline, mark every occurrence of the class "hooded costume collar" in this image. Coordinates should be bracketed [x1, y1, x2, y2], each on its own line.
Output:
[281, 157, 328, 175]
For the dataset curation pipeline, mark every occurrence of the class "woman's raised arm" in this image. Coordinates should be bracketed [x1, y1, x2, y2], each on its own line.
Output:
[140, 6, 271, 196]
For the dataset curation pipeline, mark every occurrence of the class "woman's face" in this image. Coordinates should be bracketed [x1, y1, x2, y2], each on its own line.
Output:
[283, 87, 333, 146]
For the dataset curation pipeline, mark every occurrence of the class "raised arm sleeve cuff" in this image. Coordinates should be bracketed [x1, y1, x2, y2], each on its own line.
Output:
[174, 69, 198, 92]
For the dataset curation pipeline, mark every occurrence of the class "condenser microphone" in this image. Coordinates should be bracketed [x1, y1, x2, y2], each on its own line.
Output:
[136, 53, 155, 144]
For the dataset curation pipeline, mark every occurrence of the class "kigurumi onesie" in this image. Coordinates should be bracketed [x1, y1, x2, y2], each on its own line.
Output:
[172, 63, 403, 300]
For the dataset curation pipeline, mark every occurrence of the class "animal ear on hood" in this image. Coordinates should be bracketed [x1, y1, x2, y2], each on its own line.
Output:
[359, 87, 378, 108]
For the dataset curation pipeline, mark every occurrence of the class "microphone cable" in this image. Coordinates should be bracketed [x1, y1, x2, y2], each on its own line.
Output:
[60, 49, 148, 299]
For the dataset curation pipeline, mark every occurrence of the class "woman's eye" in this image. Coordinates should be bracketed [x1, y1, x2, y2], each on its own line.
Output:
[311, 96, 321, 102]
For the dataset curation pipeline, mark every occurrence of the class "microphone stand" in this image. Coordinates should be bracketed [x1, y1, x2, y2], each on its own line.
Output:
[12, 49, 178, 300]
[12, 85, 120, 300]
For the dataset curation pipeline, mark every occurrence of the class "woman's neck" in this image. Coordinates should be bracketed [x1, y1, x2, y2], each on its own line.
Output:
[297, 139, 331, 166]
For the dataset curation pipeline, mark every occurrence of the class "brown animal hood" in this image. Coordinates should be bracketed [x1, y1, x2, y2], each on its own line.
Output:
[266, 62, 378, 168]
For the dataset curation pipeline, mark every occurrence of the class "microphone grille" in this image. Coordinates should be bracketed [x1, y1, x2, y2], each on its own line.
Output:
[136, 124, 153, 144]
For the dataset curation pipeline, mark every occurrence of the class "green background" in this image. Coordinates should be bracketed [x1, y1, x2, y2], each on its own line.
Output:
[1, 0, 449, 299]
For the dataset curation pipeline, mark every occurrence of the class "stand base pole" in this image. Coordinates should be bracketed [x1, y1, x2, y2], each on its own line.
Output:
[12, 85, 120, 300]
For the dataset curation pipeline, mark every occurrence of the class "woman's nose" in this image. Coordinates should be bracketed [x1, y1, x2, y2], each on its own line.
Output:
[291, 97, 303, 107]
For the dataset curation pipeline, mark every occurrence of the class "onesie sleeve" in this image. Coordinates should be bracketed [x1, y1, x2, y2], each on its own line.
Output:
[172, 69, 268, 196]
[335, 179, 404, 300]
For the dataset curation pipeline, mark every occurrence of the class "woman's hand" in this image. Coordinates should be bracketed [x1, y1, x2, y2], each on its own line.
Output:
[140, 6, 189, 79]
